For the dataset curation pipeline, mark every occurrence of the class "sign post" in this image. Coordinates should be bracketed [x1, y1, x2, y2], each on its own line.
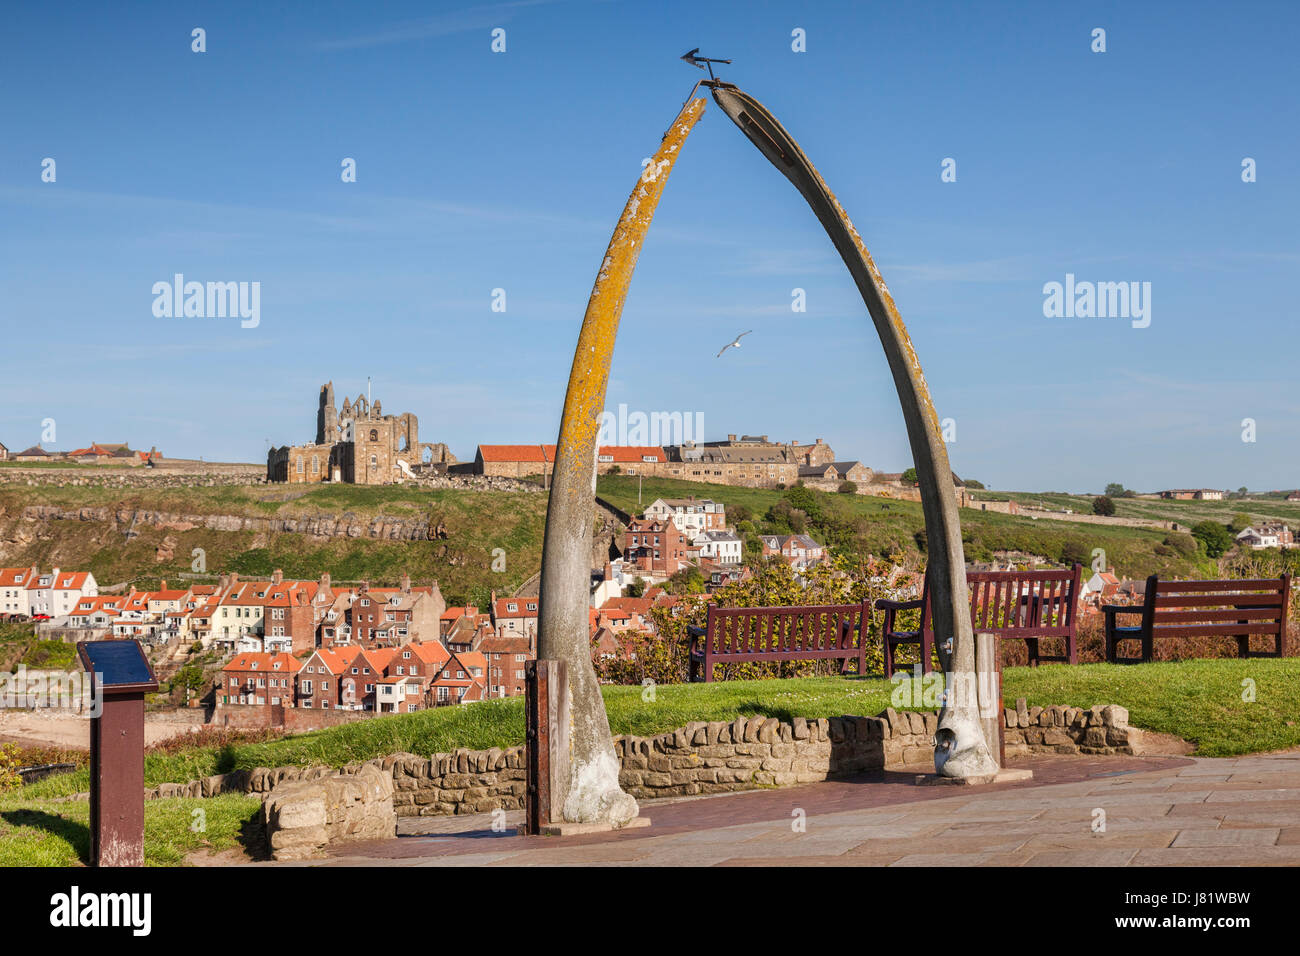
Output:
[77, 639, 158, 867]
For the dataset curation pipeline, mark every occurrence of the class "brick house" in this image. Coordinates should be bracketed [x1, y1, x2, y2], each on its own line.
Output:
[489, 593, 539, 644]
[296, 647, 360, 711]
[476, 634, 533, 698]
[430, 651, 488, 706]
[473, 444, 667, 479]
[759, 534, 826, 570]
[219, 652, 302, 707]
[623, 518, 690, 576]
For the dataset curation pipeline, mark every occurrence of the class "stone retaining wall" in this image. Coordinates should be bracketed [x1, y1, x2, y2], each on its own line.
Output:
[262, 765, 397, 861]
[147, 701, 1139, 820]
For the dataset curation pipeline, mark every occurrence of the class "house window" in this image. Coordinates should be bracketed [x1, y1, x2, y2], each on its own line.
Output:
[296, 457, 304, 474]
[311, 456, 319, 474]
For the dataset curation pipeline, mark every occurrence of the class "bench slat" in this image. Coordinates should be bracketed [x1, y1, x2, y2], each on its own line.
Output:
[1153, 608, 1282, 624]
[1154, 593, 1284, 608]
[1150, 622, 1280, 638]
[1155, 579, 1284, 593]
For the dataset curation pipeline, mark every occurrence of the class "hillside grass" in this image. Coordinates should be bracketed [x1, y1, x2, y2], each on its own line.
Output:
[2, 474, 1247, 608]
[597, 475, 1210, 579]
[985, 490, 1300, 528]
[0, 482, 549, 606]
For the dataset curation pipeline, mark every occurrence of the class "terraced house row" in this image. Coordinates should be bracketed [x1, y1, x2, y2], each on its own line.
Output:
[219, 641, 488, 713]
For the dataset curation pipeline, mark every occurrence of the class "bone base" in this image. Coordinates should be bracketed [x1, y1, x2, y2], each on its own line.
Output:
[913, 768, 1034, 787]
[524, 817, 652, 836]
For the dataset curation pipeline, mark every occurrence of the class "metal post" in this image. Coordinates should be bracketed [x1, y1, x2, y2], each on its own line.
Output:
[78, 640, 158, 867]
[524, 659, 570, 834]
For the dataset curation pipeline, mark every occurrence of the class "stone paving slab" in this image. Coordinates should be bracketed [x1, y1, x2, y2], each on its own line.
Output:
[280, 750, 1300, 867]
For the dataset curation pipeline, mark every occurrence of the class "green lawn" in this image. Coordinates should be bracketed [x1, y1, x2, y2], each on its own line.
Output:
[0, 793, 262, 867]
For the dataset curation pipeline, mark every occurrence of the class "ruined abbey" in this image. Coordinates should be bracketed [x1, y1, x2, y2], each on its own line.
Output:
[267, 383, 456, 485]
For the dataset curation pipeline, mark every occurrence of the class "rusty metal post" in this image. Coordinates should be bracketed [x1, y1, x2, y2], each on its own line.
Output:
[709, 84, 997, 778]
[536, 97, 707, 825]
[78, 640, 159, 866]
[524, 659, 570, 834]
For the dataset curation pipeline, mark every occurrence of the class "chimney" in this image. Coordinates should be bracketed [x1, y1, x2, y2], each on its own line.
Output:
[320, 571, 331, 593]
[816, 438, 824, 445]
[160, 579, 167, 591]
[272, 569, 283, 585]
[218, 573, 230, 591]
[229, 573, 239, 587]
[604, 562, 613, 582]
[359, 580, 369, 594]
[400, 572, 411, 593]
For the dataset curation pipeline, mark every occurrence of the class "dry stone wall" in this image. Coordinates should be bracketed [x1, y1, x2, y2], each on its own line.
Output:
[147, 701, 1140, 822]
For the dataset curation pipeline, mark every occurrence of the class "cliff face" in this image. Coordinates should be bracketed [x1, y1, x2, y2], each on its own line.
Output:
[8, 505, 450, 542]
[0, 495, 624, 606]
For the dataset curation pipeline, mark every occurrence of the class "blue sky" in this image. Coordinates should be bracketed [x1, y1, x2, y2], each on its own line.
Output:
[1, 0, 1296, 492]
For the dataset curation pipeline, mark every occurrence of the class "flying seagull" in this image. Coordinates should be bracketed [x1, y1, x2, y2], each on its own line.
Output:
[717, 330, 753, 358]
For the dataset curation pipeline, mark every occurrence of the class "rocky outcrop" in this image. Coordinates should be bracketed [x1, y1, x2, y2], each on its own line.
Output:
[9, 504, 497, 543]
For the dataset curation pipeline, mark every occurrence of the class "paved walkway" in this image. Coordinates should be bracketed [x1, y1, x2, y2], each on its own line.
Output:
[299, 751, 1300, 866]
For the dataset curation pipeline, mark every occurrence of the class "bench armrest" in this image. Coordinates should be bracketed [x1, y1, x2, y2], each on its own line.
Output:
[874, 598, 923, 612]
[686, 624, 706, 660]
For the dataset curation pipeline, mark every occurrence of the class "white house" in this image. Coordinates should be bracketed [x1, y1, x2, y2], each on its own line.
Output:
[643, 497, 726, 535]
[23, 568, 97, 618]
[1237, 526, 1280, 550]
[693, 529, 743, 564]
[0, 567, 37, 616]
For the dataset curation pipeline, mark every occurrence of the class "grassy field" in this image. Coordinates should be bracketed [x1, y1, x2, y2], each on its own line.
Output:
[597, 475, 1212, 579]
[983, 490, 1300, 528]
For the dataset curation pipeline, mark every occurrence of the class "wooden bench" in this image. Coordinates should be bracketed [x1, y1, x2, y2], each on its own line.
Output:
[1104, 574, 1291, 664]
[688, 602, 868, 683]
[876, 565, 1082, 675]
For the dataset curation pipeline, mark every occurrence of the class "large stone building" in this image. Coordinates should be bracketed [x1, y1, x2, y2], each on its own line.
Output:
[268, 383, 455, 485]
[658, 435, 807, 488]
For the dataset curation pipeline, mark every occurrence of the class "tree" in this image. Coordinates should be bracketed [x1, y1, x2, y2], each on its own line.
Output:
[1092, 495, 1116, 516]
[1104, 483, 1126, 498]
[1061, 540, 1089, 566]
[665, 566, 705, 595]
[1192, 520, 1234, 558]
[624, 576, 646, 598]
[963, 478, 985, 490]
[1229, 513, 1253, 534]
[837, 480, 857, 494]
[900, 467, 918, 486]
